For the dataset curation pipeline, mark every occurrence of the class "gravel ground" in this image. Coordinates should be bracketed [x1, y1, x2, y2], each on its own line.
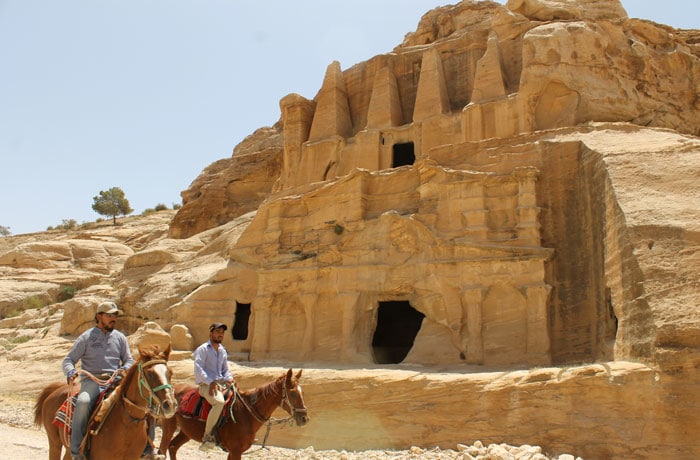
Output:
[0, 398, 580, 459]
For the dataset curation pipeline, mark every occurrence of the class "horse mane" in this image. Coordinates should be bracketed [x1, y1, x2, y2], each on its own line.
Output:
[241, 372, 286, 400]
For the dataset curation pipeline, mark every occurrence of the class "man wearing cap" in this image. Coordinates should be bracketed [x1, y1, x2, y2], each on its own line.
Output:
[62, 301, 134, 460]
[193, 322, 235, 453]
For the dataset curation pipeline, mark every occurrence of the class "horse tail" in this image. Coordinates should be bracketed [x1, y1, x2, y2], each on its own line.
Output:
[34, 382, 64, 427]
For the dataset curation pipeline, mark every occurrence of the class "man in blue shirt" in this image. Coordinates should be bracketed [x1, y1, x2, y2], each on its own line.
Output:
[62, 301, 134, 460]
[193, 322, 234, 453]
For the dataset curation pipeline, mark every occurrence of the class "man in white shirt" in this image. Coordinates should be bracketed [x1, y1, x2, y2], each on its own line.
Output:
[193, 322, 235, 453]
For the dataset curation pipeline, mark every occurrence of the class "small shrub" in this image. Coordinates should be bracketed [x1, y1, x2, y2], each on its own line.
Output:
[3, 335, 30, 351]
[59, 219, 78, 230]
[172, 203, 182, 210]
[3, 309, 20, 319]
[142, 208, 156, 215]
[154, 203, 168, 211]
[10, 336, 30, 345]
[50, 219, 78, 231]
[57, 285, 77, 302]
[23, 295, 45, 310]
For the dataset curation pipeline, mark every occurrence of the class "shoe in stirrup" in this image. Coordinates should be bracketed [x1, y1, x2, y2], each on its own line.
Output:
[199, 434, 225, 453]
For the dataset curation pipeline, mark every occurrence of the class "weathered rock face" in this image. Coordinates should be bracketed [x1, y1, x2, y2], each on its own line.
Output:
[168, 126, 283, 239]
[224, 361, 700, 459]
[1, 0, 699, 458]
[167, 0, 698, 370]
[220, 163, 554, 368]
[169, 0, 698, 240]
[0, 212, 173, 320]
[0, 240, 132, 318]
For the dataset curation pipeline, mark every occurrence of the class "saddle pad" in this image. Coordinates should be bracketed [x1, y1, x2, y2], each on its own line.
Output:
[52, 388, 110, 433]
[52, 396, 76, 430]
[178, 387, 234, 421]
[178, 388, 211, 420]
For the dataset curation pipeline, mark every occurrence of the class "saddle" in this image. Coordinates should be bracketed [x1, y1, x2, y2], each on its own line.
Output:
[53, 382, 121, 459]
[52, 386, 114, 433]
[178, 387, 235, 422]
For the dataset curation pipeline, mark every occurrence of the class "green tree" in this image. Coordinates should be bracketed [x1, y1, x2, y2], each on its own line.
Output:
[0, 225, 10, 236]
[92, 187, 133, 225]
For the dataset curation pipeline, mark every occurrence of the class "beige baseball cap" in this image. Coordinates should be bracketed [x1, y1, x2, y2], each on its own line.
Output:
[96, 301, 122, 315]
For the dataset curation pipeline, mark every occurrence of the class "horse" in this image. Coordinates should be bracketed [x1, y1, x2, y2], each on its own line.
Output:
[34, 345, 178, 460]
[160, 368, 309, 460]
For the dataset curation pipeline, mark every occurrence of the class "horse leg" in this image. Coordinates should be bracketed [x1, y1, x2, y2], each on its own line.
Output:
[158, 415, 178, 454]
[47, 438, 63, 460]
[43, 409, 64, 460]
[45, 425, 63, 460]
[167, 430, 191, 460]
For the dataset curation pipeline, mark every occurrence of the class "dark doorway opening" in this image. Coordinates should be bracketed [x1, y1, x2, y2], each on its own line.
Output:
[392, 142, 415, 168]
[232, 302, 251, 340]
[372, 300, 425, 364]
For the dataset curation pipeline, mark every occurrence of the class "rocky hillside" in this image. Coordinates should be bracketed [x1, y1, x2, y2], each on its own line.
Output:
[1, 1, 699, 458]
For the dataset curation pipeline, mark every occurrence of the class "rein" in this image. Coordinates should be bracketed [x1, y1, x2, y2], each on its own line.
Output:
[107, 358, 172, 424]
[60, 369, 121, 448]
[233, 380, 307, 452]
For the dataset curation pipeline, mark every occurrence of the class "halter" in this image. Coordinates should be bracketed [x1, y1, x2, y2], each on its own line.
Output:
[279, 382, 307, 420]
[240, 380, 308, 453]
[234, 379, 307, 424]
[123, 358, 173, 418]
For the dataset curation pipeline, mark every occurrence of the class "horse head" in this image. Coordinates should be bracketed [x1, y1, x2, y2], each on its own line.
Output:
[281, 368, 308, 427]
[135, 344, 178, 418]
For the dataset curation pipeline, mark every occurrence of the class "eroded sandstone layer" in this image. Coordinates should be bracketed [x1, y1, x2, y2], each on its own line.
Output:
[1, 0, 698, 458]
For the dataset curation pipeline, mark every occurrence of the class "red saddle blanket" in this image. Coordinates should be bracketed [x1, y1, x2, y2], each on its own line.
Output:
[178, 388, 233, 421]
[52, 388, 109, 433]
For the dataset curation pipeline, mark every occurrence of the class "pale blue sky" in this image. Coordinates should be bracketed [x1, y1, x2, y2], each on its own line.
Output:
[1, 1, 697, 235]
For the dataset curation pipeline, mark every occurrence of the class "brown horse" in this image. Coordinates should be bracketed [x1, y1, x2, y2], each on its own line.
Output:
[160, 368, 308, 460]
[34, 346, 178, 460]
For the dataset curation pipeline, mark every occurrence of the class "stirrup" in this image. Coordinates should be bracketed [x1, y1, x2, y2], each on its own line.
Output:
[140, 454, 166, 460]
[199, 441, 219, 452]
[199, 439, 226, 453]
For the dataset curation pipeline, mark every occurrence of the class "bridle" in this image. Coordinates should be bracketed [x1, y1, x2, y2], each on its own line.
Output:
[234, 380, 306, 424]
[279, 382, 307, 421]
[233, 379, 308, 452]
[122, 358, 173, 419]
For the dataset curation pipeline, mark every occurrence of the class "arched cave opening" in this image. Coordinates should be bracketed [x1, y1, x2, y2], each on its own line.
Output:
[232, 302, 251, 340]
[392, 142, 415, 168]
[372, 300, 425, 364]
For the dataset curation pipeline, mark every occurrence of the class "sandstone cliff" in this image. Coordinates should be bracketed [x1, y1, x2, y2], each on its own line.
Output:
[1, 1, 698, 458]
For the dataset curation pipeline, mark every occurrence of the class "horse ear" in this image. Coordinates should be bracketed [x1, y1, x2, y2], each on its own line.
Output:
[295, 369, 303, 380]
[164, 344, 171, 360]
[286, 368, 293, 385]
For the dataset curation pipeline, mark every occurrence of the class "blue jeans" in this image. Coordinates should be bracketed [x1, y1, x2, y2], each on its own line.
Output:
[71, 377, 104, 458]
[142, 418, 156, 454]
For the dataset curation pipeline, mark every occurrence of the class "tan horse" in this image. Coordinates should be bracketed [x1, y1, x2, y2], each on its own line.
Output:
[160, 369, 309, 460]
[34, 346, 177, 460]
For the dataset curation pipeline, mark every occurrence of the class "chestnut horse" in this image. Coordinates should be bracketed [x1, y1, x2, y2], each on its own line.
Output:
[160, 368, 309, 460]
[34, 346, 177, 460]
